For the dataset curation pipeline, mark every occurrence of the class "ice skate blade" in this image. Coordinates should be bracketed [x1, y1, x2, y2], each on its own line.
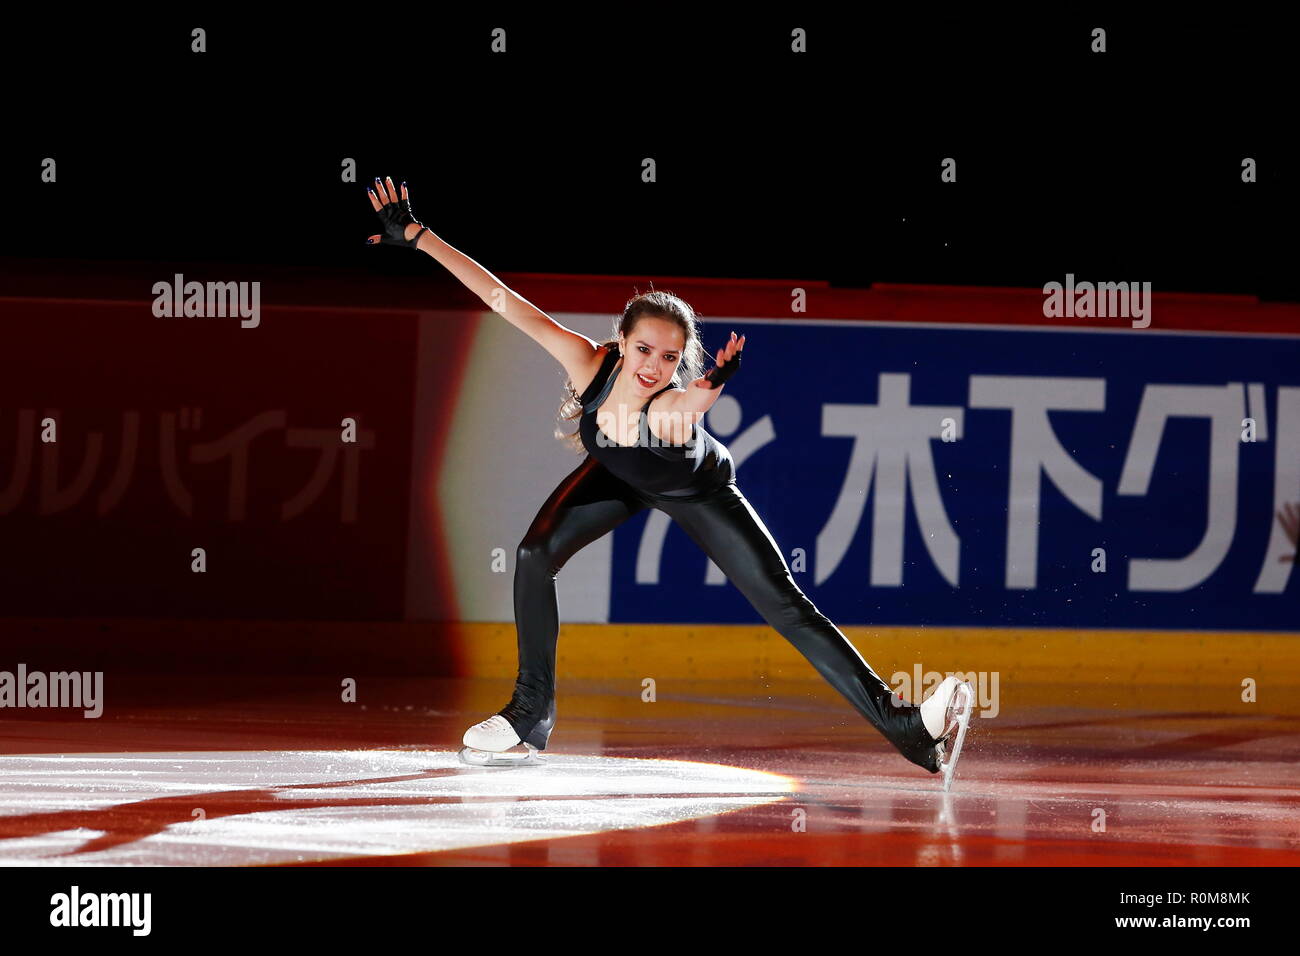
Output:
[937, 682, 974, 793]
[458, 745, 546, 768]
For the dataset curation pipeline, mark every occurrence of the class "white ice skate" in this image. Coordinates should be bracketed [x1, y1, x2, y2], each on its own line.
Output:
[920, 676, 975, 792]
[459, 715, 547, 768]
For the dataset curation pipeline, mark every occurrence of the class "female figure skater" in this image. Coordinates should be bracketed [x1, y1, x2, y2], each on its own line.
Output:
[366, 177, 974, 787]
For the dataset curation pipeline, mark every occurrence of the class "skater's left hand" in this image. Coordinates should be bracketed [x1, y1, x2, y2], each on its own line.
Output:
[1279, 501, 1299, 562]
[694, 331, 745, 388]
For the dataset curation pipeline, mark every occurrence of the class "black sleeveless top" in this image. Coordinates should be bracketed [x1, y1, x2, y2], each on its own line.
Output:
[577, 346, 735, 500]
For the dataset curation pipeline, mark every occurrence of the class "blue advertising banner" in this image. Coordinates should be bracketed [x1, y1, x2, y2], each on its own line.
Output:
[610, 321, 1300, 631]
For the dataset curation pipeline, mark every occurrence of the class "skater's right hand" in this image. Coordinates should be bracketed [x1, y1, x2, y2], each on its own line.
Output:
[365, 176, 428, 248]
[1279, 501, 1299, 562]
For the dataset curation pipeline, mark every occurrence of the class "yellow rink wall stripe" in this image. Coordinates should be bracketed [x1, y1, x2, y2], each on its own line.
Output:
[456, 623, 1300, 712]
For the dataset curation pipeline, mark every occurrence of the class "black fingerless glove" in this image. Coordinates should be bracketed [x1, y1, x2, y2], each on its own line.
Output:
[371, 186, 428, 248]
[704, 348, 741, 387]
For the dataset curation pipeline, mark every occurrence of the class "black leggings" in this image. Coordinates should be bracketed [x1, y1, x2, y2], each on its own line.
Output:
[500, 455, 940, 771]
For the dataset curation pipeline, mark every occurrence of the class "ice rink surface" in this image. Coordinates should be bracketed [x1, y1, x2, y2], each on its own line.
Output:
[1, 678, 1295, 866]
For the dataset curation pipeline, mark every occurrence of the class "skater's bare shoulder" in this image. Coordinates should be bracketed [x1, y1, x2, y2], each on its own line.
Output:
[570, 342, 617, 402]
[504, 301, 604, 391]
[645, 385, 699, 445]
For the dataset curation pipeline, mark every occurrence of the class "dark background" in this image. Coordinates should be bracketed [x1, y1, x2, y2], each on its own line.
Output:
[1, 12, 1293, 300]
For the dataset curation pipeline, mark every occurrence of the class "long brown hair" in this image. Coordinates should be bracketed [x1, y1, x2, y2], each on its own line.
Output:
[554, 290, 709, 454]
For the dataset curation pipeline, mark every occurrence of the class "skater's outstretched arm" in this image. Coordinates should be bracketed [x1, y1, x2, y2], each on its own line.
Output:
[365, 176, 601, 384]
[656, 331, 746, 431]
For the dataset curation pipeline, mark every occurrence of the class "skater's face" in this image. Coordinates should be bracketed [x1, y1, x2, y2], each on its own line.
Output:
[620, 318, 684, 392]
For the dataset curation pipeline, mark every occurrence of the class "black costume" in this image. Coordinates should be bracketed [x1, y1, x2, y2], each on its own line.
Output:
[499, 344, 943, 772]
